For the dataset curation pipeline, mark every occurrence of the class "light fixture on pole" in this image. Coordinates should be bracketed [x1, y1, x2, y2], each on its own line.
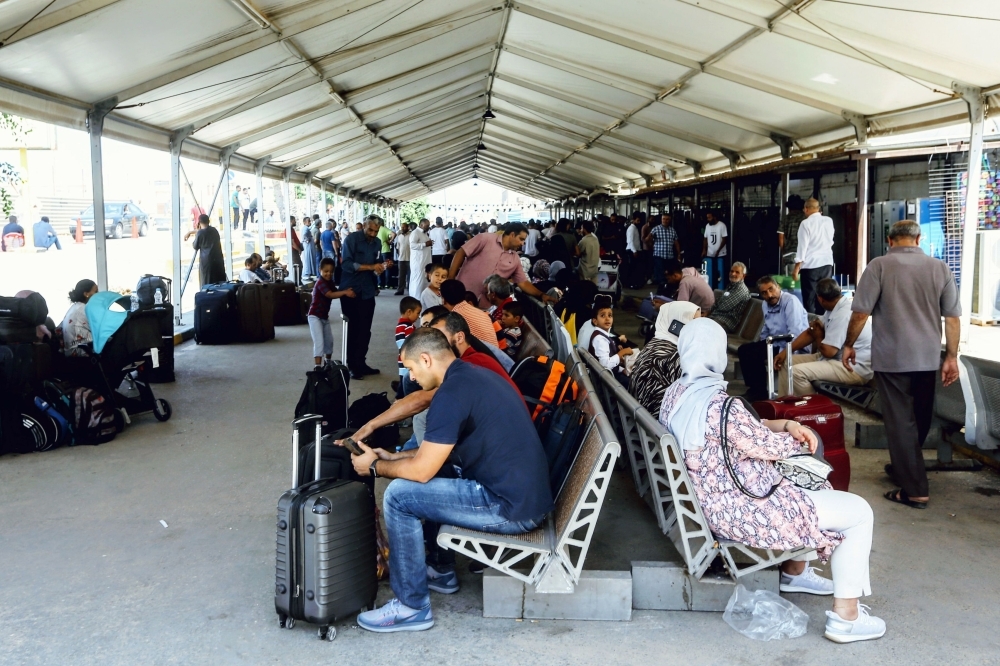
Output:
[482, 108, 495, 120]
[478, 143, 487, 150]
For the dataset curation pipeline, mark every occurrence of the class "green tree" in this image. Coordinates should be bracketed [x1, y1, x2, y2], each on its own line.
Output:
[400, 197, 430, 226]
[0, 113, 29, 217]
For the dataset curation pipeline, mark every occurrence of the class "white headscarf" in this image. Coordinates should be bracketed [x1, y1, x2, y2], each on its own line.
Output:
[654, 301, 700, 345]
[664, 318, 729, 451]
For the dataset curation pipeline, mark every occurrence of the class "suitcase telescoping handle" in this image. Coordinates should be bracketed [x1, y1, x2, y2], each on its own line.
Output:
[765, 334, 795, 399]
[291, 414, 323, 488]
[340, 313, 349, 365]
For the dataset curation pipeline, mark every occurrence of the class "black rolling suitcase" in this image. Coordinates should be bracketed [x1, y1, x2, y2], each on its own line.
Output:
[236, 283, 275, 342]
[275, 415, 378, 641]
[194, 283, 238, 345]
[298, 288, 313, 323]
[273, 282, 301, 326]
[145, 304, 175, 383]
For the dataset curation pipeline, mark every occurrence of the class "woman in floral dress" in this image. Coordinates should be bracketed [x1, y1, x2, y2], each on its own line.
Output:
[659, 318, 885, 644]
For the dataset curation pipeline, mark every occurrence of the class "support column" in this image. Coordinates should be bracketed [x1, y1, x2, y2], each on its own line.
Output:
[729, 180, 737, 267]
[254, 156, 269, 257]
[220, 144, 239, 280]
[304, 171, 317, 221]
[87, 97, 117, 291]
[283, 166, 296, 283]
[170, 126, 193, 324]
[955, 84, 985, 340]
[319, 180, 327, 220]
[856, 153, 870, 281]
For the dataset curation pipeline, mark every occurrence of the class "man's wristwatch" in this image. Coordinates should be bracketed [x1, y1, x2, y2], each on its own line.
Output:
[369, 459, 379, 478]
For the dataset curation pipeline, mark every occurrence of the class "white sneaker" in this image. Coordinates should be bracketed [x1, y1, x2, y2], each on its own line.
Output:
[779, 566, 834, 595]
[824, 605, 886, 643]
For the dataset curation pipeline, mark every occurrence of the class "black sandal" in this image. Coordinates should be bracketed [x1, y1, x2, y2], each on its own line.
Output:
[884, 489, 927, 510]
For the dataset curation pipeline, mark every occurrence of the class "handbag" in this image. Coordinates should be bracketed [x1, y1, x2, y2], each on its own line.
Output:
[720, 397, 832, 499]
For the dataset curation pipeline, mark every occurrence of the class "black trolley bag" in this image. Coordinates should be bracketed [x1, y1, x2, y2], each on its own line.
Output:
[236, 282, 275, 342]
[272, 282, 301, 326]
[275, 415, 378, 641]
[194, 283, 238, 345]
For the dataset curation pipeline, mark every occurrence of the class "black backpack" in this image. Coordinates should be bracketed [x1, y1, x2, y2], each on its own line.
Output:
[294, 363, 350, 444]
[535, 402, 587, 498]
[348, 392, 400, 451]
[135, 275, 170, 309]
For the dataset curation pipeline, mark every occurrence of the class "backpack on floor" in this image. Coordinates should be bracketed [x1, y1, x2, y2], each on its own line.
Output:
[44, 380, 117, 445]
[510, 355, 579, 422]
[348, 392, 400, 451]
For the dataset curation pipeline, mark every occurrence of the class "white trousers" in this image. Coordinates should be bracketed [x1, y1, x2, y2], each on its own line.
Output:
[794, 489, 874, 599]
[409, 253, 429, 299]
[307, 315, 333, 358]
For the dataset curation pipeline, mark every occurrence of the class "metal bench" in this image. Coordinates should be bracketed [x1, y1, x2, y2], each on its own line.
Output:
[960, 355, 1000, 451]
[726, 298, 765, 354]
[578, 349, 813, 580]
[813, 380, 881, 414]
[437, 354, 622, 593]
[514, 318, 553, 362]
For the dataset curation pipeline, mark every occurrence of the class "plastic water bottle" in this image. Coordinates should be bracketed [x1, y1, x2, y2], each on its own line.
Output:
[130, 292, 139, 312]
[154, 288, 163, 305]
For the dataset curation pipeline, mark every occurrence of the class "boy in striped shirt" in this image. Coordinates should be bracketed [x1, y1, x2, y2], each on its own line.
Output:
[395, 296, 422, 398]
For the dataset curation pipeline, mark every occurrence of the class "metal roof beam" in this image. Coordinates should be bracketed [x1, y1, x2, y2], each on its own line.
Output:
[238, 106, 348, 148]
[0, 0, 127, 47]
[269, 126, 366, 162]
[341, 44, 495, 106]
[113, 0, 492, 103]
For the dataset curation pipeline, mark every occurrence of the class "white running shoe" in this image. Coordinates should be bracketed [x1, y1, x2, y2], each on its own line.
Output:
[779, 566, 834, 595]
[824, 605, 886, 643]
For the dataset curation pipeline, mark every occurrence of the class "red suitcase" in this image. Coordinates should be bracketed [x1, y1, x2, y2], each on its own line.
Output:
[751, 334, 851, 491]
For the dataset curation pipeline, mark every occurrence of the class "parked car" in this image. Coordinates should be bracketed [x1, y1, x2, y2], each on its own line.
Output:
[79, 202, 150, 239]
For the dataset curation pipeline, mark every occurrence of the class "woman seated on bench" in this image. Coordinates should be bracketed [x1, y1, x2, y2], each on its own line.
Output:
[659, 318, 885, 644]
[628, 300, 700, 414]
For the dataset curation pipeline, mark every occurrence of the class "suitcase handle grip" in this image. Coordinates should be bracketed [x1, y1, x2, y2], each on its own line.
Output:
[765, 334, 794, 344]
[292, 414, 323, 488]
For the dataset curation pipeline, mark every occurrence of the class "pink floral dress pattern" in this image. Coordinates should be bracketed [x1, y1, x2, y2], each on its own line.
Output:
[660, 384, 843, 560]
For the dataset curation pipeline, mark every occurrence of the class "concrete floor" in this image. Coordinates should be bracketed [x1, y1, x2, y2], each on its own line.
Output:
[2, 293, 1000, 665]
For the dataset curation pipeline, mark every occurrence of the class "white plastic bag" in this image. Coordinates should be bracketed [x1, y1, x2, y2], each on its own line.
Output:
[723, 584, 808, 641]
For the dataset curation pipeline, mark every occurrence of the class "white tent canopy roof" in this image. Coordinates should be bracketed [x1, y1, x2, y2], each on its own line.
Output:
[1, 0, 998, 202]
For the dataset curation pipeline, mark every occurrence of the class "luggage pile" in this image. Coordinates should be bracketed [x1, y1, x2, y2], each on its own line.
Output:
[1, 277, 177, 457]
[278, 317, 392, 641]
[194, 281, 275, 344]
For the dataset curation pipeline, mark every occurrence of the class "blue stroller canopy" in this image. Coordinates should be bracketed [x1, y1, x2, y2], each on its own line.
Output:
[85, 291, 128, 354]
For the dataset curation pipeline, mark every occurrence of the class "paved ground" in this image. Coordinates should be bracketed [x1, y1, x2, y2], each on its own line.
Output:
[2, 293, 1000, 665]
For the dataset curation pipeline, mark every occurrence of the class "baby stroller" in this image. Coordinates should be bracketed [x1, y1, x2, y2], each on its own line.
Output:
[71, 292, 173, 425]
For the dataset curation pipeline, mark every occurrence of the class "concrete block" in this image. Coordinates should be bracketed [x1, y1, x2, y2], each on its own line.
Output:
[482, 569, 525, 619]
[524, 571, 632, 621]
[631, 561, 780, 612]
[483, 570, 632, 621]
[855, 423, 888, 449]
[631, 561, 689, 611]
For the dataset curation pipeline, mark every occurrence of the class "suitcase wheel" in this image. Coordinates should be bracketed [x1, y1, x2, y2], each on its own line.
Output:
[277, 613, 287, 628]
[319, 626, 336, 641]
[281, 616, 295, 630]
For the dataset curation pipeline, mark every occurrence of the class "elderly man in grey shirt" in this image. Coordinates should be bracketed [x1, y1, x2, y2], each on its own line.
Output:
[842, 220, 961, 509]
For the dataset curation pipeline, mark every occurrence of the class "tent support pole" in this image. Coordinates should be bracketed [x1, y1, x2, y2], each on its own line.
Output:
[220, 144, 239, 281]
[856, 154, 869, 283]
[87, 97, 117, 291]
[955, 84, 984, 343]
[170, 126, 193, 323]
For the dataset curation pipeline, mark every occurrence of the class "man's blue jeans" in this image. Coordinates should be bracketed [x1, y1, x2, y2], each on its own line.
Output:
[383, 478, 544, 609]
[705, 256, 725, 289]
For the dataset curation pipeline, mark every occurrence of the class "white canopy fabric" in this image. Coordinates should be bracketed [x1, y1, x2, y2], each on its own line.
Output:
[1, 0, 997, 201]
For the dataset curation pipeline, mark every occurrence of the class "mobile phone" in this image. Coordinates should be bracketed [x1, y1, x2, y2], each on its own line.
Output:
[342, 436, 364, 455]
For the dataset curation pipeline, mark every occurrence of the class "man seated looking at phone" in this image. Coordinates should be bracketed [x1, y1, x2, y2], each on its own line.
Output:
[345, 328, 552, 633]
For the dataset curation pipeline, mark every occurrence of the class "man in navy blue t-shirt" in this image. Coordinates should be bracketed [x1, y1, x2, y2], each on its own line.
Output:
[350, 328, 552, 633]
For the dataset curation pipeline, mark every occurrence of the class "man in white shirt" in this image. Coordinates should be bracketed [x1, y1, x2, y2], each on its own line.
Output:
[625, 218, 641, 255]
[238, 257, 263, 283]
[393, 223, 411, 296]
[429, 217, 450, 267]
[543, 221, 556, 239]
[793, 197, 835, 315]
[409, 218, 433, 299]
[773, 278, 872, 396]
[701, 212, 728, 290]
[523, 221, 541, 257]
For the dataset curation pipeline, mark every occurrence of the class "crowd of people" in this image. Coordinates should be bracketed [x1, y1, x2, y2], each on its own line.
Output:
[300, 208, 960, 647]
